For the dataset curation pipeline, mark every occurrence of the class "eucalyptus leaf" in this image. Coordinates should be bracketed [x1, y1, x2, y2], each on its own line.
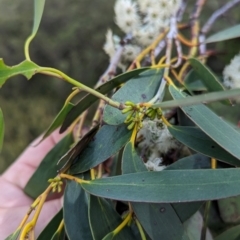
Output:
[169, 85, 240, 160]
[122, 141, 146, 173]
[133, 203, 189, 240]
[168, 126, 240, 166]
[24, 134, 73, 198]
[166, 155, 206, 222]
[206, 24, 240, 43]
[214, 224, 240, 240]
[4, 229, 21, 240]
[103, 68, 163, 125]
[41, 102, 74, 141]
[32, 0, 45, 36]
[184, 69, 206, 93]
[25, 0, 45, 56]
[0, 59, 40, 87]
[165, 154, 211, 171]
[70, 124, 131, 174]
[188, 58, 229, 104]
[60, 68, 149, 133]
[152, 87, 240, 109]
[122, 143, 201, 237]
[0, 109, 4, 152]
[89, 196, 135, 240]
[81, 168, 240, 203]
[64, 180, 93, 240]
[37, 210, 63, 240]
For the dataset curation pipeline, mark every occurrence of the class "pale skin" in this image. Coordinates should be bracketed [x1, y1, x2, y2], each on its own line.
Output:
[0, 131, 64, 239]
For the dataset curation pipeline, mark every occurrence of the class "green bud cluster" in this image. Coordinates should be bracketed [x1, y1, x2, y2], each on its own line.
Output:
[122, 101, 163, 130]
[48, 177, 63, 193]
[145, 107, 162, 120]
[122, 101, 143, 130]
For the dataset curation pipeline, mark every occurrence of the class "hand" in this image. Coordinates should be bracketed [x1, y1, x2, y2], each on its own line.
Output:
[0, 131, 64, 239]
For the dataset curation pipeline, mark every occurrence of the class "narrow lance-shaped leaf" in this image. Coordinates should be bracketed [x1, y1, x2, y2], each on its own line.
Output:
[168, 126, 240, 166]
[152, 87, 240, 109]
[37, 210, 63, 240]
[188, 58, 229, 104]
[184, 69, 206, 93]
[64, 178, 93, 240]
[69, 124, 131, 174]
[81, 168, 240, 203]
[89, 195, 135, 240]
[4, 229, 21, 240]
[40, 102, 74, 142]
[214, 224, 240, 240]
[122, 142, 189, 240]
[169, 85, 240, 160]
[103, 68, 163, 125]
[24, 0, 46, 57]
[24, 134, 73, 198]
[206, 24, 240, 43]
[0, 59, 40, 87]
[60, 67, 149, 133]
[58, 125, 99, 174]
[0, 109, 4, 152]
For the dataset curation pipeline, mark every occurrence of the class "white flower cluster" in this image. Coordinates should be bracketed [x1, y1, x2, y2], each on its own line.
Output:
[103, 0, 181, 70]
[137, 119, 181, 171]
[223, 53, 240, 103]
[223, 53, 240, 89]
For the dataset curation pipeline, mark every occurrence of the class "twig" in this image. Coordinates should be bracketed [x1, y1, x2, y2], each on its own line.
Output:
[201, 0, 240, 34]
[199, 0, 240, 55]
[177, 0, 187, 22]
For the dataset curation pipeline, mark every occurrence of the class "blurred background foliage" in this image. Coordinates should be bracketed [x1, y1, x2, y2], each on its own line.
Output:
[0, 0, 239, 173]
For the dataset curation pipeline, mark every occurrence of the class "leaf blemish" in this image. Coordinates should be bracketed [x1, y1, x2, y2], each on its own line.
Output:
[160, 207, 165, 213]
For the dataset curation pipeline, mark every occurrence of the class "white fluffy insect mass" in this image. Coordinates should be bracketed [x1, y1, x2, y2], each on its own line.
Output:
[137, 119, 181, 171]
[103, 0, 181, 70]
[223, 53, 240, 103]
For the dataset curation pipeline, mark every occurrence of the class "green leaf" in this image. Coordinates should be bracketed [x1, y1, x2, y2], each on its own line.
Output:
[167, 154, 206, 222]
[24, 0, 45, 57]
[152, 87, 240, 109]
[214, 225, 240, 240]
[133, 203, 189, 240]
[103, 68, 163, 125]
[188, 58, 229, 104]
[122, 143, 188, 240]
[169, 86, 240, 160]
[41, 102, 74, 141]
[102, 232, 115, 240]
[4, 229, 21, 240]
[37, 210, 63, 240]
[122, 143, 199, 238]
[81, 168, 240, 202]
[168, 126, 240, 166]
[64, 180, 93, 240]
[166, 154, 211, 171]
[0, 109, 4, 152]
[89, 196, 135, 240]
[206, 24, 240, 43]
[122, 141, 146, 173]
[24, 134, 73, 198]
[60, 68, 149, 133]
[58, 126, 99, 174]
[0, 59, 40, 87]
[70, 124, 131, 174]
[218, 196, 240, 224]
[51, 229, 65, 240]
[32, 0, 45, 35]
[184, 69, 207, 92]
